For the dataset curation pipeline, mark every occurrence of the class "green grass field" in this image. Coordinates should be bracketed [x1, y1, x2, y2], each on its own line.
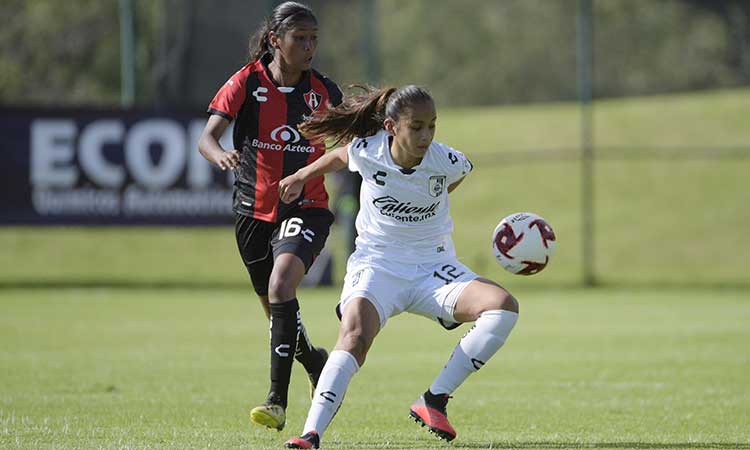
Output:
[1, 286, 749, 449]
[1, 88, 749, 448]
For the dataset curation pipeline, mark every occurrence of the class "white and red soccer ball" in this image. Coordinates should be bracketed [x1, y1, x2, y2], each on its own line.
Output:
[492, 212, 556, 275]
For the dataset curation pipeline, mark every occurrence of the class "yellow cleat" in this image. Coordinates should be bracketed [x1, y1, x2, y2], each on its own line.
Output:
[250, 403, 286, 431]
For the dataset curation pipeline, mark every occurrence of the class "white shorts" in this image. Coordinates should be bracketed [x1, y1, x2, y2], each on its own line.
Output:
[339, 251, 479, 329]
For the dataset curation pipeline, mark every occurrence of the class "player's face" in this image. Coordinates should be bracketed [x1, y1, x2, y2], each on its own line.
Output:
[392, 101, 437, 160]
[276, 21, 318, 71]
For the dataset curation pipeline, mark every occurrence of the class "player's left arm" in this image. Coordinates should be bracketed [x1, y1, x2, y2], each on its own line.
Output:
[445, 145, 473, 194]
[279, 146, 349, 203]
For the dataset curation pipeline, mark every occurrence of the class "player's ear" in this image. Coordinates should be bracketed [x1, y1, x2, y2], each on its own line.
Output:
[268, 31, 280, 49]
[384, 117, 396, 134]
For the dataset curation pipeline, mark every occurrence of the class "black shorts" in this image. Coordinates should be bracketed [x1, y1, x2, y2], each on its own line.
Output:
[235, 208, 335, 296]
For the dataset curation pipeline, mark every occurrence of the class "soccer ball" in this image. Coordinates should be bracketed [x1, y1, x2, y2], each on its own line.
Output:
[492, 212, 556, 275]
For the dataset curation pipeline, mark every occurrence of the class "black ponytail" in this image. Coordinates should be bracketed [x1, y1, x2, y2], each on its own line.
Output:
[247, 2, 317, 62]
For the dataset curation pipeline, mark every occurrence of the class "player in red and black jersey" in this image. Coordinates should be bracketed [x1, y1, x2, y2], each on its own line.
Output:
[198, 2, 343, 432]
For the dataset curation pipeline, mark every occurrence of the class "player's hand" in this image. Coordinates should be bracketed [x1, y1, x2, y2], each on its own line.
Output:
[215, 149, 240, 171]
[279, 174, 304, 204]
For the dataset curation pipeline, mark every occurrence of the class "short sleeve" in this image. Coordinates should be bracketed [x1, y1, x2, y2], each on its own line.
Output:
[444, 146, 473, 185]
[328, 83, 344, 108]
[207, 68, 249, 121]
[346, 138, 364, 173]
[315, 71, 343, 108]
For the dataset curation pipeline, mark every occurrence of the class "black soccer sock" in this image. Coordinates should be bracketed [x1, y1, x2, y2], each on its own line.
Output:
[295, 320, 324, 374]
[268, 299, 300, 408]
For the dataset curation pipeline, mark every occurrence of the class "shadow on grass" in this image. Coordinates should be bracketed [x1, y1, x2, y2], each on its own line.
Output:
[475, 442, 750, 450]
[334, 440, 750, 450]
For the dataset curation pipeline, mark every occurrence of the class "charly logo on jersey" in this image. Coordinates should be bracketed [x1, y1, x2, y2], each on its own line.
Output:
[372, 195, 440, 223]
[303, 89, 323, 111]
[251, 125, 315, 153]
[252, 86, 268, 102]
[428, 175, 446, 197]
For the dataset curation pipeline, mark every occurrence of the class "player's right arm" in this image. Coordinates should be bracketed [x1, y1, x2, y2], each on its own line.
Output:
[198, 115, 240, 171]
[279, 146, 348, 204]
[199, 66, 249, 171]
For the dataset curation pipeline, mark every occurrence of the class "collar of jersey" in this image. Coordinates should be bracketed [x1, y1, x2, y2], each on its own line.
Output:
[259, 53, 310, 92]
[381, 131, 427, 174]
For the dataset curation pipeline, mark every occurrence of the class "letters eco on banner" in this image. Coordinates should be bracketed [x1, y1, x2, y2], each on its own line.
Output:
[0, 108, 235, 225]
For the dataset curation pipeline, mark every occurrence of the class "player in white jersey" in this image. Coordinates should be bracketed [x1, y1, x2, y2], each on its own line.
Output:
[347, 127, 468, 265]
[279, 85, 519, 448]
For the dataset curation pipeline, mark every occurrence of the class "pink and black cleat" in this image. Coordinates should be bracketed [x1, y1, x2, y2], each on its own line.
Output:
[409, 390, 457, 442]
[284, 431, 320, 449]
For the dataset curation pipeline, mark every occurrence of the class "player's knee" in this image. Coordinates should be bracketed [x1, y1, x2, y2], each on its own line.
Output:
[267, 254, 305, 302]
[267, 274, 296, 302]
[497, 291, 519, 314]
[475, 289, 519, 318]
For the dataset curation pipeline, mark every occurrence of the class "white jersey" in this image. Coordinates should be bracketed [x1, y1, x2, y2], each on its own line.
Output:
[347, 130, 473, 264]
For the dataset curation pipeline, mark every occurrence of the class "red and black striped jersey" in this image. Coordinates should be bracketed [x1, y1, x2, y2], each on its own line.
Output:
[208, 54, 343, 223]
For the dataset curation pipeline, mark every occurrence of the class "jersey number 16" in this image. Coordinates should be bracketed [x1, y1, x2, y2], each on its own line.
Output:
[278, 217, 315, 243]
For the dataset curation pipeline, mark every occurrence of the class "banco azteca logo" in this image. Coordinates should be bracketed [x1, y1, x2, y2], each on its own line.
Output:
[270, 125, 301, 143]
[252, 125, 314, 153]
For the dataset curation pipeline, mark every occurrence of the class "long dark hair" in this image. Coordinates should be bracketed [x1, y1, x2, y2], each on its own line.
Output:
[300, 85, 434, 148]
[248, 2, 317, 62]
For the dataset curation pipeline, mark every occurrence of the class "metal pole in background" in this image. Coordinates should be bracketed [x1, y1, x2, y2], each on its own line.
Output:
[119, 0, 136, 107]
[577, 0, 596, 286]
[363, 0, 380, 84]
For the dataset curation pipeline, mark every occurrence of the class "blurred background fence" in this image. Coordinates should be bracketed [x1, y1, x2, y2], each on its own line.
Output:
[1, 0, 748, 289]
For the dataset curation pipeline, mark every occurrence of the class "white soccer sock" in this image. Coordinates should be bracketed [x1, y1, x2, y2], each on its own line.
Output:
[430, 309, 518, 395]
[303, 350, 360, 438]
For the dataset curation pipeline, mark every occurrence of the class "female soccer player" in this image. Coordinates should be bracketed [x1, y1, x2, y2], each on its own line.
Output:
[278, 85, 520, 448]
[197, 2, 343, 432]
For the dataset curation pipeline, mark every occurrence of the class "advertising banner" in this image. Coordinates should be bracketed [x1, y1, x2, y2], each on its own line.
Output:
[1, 108, 235, 225]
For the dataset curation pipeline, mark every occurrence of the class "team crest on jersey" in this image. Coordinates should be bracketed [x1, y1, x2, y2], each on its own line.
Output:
[304, 90, 323, 111]
[429, 176, 446, 197]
